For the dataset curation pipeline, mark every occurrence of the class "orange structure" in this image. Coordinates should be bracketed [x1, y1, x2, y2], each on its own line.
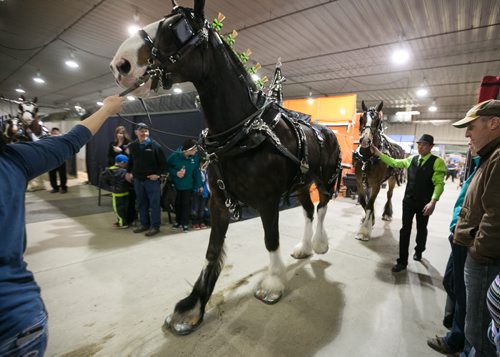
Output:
[284, 94, 360, 201]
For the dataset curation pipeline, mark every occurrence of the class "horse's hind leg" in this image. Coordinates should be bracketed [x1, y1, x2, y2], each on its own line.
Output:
[312, 192, 330, 254]
[255, 204, 286, 304]
[291, 186, 315, 259]
[165, 195, 229, 335]
[382, 177, 397, 221]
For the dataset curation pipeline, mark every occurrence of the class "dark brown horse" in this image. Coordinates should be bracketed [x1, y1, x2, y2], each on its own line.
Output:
[111, 0, 341, 335]
[352, 101, 404, 240]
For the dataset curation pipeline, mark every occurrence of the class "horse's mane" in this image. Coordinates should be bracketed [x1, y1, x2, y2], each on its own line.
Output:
[217, 32, 258, 92]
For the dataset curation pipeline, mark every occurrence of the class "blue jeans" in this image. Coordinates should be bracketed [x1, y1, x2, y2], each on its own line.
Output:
[0, 311, 48, 357]
[134, 178, 161, 229]
[463, 253, 500, 357]
[442, 234, 468, 352]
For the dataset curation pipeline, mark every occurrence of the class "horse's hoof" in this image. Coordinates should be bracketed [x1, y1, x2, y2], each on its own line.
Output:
[312, 242, 329, 255]
[254, 289, 282, 305]
[291, 251, 312, 259]
[164, 314, 202, 336]
[355, 233, 369, 241]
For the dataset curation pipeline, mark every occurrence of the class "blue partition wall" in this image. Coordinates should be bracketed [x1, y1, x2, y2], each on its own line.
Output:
[86, 110, 205, 186]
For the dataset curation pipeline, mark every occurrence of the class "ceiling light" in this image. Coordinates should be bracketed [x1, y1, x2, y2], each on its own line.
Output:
[65, 59, 79, 69]
[126, 95, 135, 101]
[96, 101, 104, 106]
[391, 49, 410, 64]
[428, 100, 438, 112]
[173, 87, 183, 94]
[64, 50, 80, 69]
[251, 73, 259, 81]
[15, 86, 25, 93]
[416, 88, 428, 97]
[128, 25, 141, 36]
[33, 72, 45, 84]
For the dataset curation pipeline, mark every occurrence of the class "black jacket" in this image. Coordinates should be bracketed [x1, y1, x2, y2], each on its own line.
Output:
[127, 139, 167, 179]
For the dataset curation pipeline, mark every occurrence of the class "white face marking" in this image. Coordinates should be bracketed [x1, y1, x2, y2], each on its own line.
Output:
[110, 20, 162, 96]
[360, 111, 374, 148]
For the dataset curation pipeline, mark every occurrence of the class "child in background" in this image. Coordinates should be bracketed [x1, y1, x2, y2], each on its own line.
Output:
[101, 154, 131, 228]
[192, 161, 210, 229]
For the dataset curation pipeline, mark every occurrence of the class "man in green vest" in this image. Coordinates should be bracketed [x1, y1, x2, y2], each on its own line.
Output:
[371, 134, 446, 272]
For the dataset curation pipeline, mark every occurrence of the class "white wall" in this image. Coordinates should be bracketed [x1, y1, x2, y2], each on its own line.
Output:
[385, 122, 468, 146]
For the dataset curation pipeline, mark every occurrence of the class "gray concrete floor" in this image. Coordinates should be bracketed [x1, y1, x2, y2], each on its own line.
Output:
[24, 179, 462, 356]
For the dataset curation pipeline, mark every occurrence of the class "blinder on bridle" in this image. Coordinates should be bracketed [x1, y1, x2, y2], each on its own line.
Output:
[122, 6, 207, 95]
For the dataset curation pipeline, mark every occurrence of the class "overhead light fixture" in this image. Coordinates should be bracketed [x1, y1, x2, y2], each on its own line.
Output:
[251, 73, 259, 81]
[173, 87, 183, 94]
[126, 95, 135, 101]
[428, 100, 438, 112]
[96, 101, 104, 106]
[65, 52, 79, 69]
[128, 25, 141, 36]
[391, 49, 410, 64]
[15, 85, 25, 93]
[416, 88, 428, 97]
[306, 91, 314, 104]
[33, 72, 45, 84]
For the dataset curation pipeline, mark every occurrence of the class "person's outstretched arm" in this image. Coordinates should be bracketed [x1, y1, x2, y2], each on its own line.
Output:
[79, 96, 124, 135]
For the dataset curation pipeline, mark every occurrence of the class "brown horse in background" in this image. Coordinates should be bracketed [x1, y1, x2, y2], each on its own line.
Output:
[353, 101, 404, 240]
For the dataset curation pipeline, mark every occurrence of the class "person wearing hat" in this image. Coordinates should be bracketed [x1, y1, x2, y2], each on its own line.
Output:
[101, 154, 131, 229]
[451, 99, 500, 357]
[127, 123, 168, 237]
[0, 95, 124, 356]
[371, 133, 446, 272]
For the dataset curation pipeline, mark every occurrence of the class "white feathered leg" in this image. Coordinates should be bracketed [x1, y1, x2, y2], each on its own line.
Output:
[291, 208, 314, 259]
[255, 249, 286, 304]
[312, 205, 329, 254]
[355, 209, 373, 241]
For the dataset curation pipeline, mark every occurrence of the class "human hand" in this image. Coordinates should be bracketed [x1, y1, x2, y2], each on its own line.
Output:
[370, 145, 381, 156]
[113, 146, 122, 153]
[101, 95, 125, 115]
[422, 200, 436, 216]
[147, 174, 160, 181]
[199, 187, 203, 193]
[125, 173, 133, 183]
[177, 167, 186, 178]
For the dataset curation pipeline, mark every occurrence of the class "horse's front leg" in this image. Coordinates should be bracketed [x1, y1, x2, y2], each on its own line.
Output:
[291, 186, 315, 259]
[355, 177, 370, 240]
[356, 184, 381, 241]
[165, 195, 229, 335]
[255, 204, 286, 304]
[382, 176, 397, 221]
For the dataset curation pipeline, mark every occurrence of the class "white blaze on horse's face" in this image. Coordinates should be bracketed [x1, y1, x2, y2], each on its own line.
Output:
[360, 111, 374, 148]
[110, 21, 162, 97]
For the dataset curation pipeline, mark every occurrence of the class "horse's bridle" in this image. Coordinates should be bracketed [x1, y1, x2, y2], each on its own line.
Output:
[119, 6, 208, 97]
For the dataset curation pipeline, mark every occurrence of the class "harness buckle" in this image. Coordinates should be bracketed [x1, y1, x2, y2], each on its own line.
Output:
[217, 179, 225, 190]
[225, 198, 233, 208]
[169, 55, 177, 63]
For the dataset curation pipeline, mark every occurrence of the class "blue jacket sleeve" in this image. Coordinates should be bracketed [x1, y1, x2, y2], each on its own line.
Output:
[7, 125, 91, 180]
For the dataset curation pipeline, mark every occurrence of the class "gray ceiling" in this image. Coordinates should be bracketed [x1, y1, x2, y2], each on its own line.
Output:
[1, 0, 499, 122]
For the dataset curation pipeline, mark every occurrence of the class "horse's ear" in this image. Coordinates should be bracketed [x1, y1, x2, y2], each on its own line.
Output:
[376, 101, 383, 112]
[171, 0, 178, 8]
[361, 100, 367, 112]
[193, 0, 205, 20]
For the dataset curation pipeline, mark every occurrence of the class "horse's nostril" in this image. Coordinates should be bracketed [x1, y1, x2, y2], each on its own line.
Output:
[116, 60, 131, 76]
